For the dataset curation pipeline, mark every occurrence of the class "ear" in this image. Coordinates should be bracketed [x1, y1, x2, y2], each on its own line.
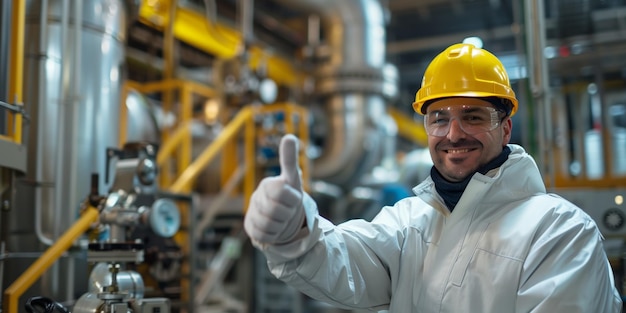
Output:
[502, 117, 512, 145]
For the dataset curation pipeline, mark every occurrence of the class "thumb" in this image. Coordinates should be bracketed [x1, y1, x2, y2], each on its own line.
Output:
[279, 134, 302, 190]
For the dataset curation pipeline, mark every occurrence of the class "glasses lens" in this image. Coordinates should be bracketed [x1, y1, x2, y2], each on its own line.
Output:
[424, 106, 501, 137]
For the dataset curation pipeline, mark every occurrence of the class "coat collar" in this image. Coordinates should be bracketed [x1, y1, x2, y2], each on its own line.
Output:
[411, 144, 546, 217]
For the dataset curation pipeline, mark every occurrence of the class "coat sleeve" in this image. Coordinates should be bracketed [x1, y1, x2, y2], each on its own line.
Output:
[516, 204, 623, 313]
[251, 193, 409, 311]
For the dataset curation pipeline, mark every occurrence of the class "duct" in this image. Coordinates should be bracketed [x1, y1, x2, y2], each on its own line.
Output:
[274, 0, 398, 187]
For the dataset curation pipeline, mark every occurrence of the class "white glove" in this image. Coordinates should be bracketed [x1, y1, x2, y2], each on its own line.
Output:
[244, 134, 306, 245]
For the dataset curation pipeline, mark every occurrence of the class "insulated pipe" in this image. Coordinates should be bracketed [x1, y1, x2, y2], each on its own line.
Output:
[278, 0, 387, 68]
[273, 0, 394, 187]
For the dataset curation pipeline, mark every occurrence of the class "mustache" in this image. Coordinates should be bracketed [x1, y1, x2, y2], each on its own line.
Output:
[436, 139, 482, 150]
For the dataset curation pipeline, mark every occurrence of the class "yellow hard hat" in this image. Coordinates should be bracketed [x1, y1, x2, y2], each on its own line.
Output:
[412, 43, 518, 116]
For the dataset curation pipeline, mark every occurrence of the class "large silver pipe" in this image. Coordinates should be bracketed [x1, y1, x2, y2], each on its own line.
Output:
[52, 0, 70, 248]
[525, 0, 553, 186]
[51, 0, 70, 297]
[274, 0, 396, 187]
[34, 0, 53, 247]
[280, 0, 387, 67]
[64, 0, 82, 301]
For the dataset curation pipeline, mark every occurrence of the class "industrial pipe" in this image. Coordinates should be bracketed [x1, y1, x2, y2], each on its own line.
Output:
[272, 0, 396, 187]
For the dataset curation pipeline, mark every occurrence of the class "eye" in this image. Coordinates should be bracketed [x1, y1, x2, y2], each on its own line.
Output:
[429, 116, 449, 126]
[462, 112, 490, 124]
[465, 114, 484, 121]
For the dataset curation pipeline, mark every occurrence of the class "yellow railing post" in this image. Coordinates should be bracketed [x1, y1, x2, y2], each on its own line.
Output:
[244, 110, 256, 210]
[6, 0, 25, 144]
[156, 121, 192, 167]
[168, 107, 254, 193]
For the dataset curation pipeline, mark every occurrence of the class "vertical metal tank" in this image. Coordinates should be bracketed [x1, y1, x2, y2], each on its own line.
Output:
[4, 0, 125, 305]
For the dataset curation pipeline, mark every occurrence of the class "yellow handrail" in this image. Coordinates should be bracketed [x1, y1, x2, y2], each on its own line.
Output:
[2, 205, 100, 313]
[119, 79, 215, 187]
[156, 120, 193, 167]
[168, 106, 255, 193]
[162, 103, 310, 195]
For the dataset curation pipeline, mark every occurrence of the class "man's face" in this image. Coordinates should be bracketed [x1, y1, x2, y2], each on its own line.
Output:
[425, 97, 512, 182]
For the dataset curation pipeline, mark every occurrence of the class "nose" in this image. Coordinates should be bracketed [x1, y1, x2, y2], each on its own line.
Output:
[446, 118, 467, 142]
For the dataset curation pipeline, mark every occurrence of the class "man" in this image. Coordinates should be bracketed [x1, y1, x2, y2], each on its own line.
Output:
[243, 43, 622, 312]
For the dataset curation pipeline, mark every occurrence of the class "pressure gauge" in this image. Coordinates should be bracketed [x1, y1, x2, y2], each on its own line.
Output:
[149, 198, 181, 238]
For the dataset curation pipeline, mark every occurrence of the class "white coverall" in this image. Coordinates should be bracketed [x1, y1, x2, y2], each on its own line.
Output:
[253, 144, 623, 312]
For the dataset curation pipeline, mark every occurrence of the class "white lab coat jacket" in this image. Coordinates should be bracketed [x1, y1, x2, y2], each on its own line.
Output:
[254, 145, 623, 312]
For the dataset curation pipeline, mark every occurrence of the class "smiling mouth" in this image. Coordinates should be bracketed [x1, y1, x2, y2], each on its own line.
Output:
[446, 148, 473, 154]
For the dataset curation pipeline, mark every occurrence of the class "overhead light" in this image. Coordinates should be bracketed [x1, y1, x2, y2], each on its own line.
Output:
[203, 99, 220, 124]
[462, 36, 483, 49]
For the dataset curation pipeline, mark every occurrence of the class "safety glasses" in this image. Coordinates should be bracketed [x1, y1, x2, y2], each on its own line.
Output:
[424, 105, 504, 137]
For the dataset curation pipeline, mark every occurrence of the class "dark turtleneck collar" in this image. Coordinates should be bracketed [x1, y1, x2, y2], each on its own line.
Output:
[431, 146, 511, 212]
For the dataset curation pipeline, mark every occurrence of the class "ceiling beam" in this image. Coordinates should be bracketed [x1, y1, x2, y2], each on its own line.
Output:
[386, 25, 516, 55]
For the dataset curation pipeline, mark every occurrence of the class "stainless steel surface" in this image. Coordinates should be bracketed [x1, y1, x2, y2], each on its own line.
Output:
[73, 292, 105, 313]
[3, 0, 127, 304]
[88, 262, 145, 299]
[124, 91, 160, 144]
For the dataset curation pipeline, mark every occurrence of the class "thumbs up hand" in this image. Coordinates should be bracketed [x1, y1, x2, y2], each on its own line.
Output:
[244, 134, 306, 245]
